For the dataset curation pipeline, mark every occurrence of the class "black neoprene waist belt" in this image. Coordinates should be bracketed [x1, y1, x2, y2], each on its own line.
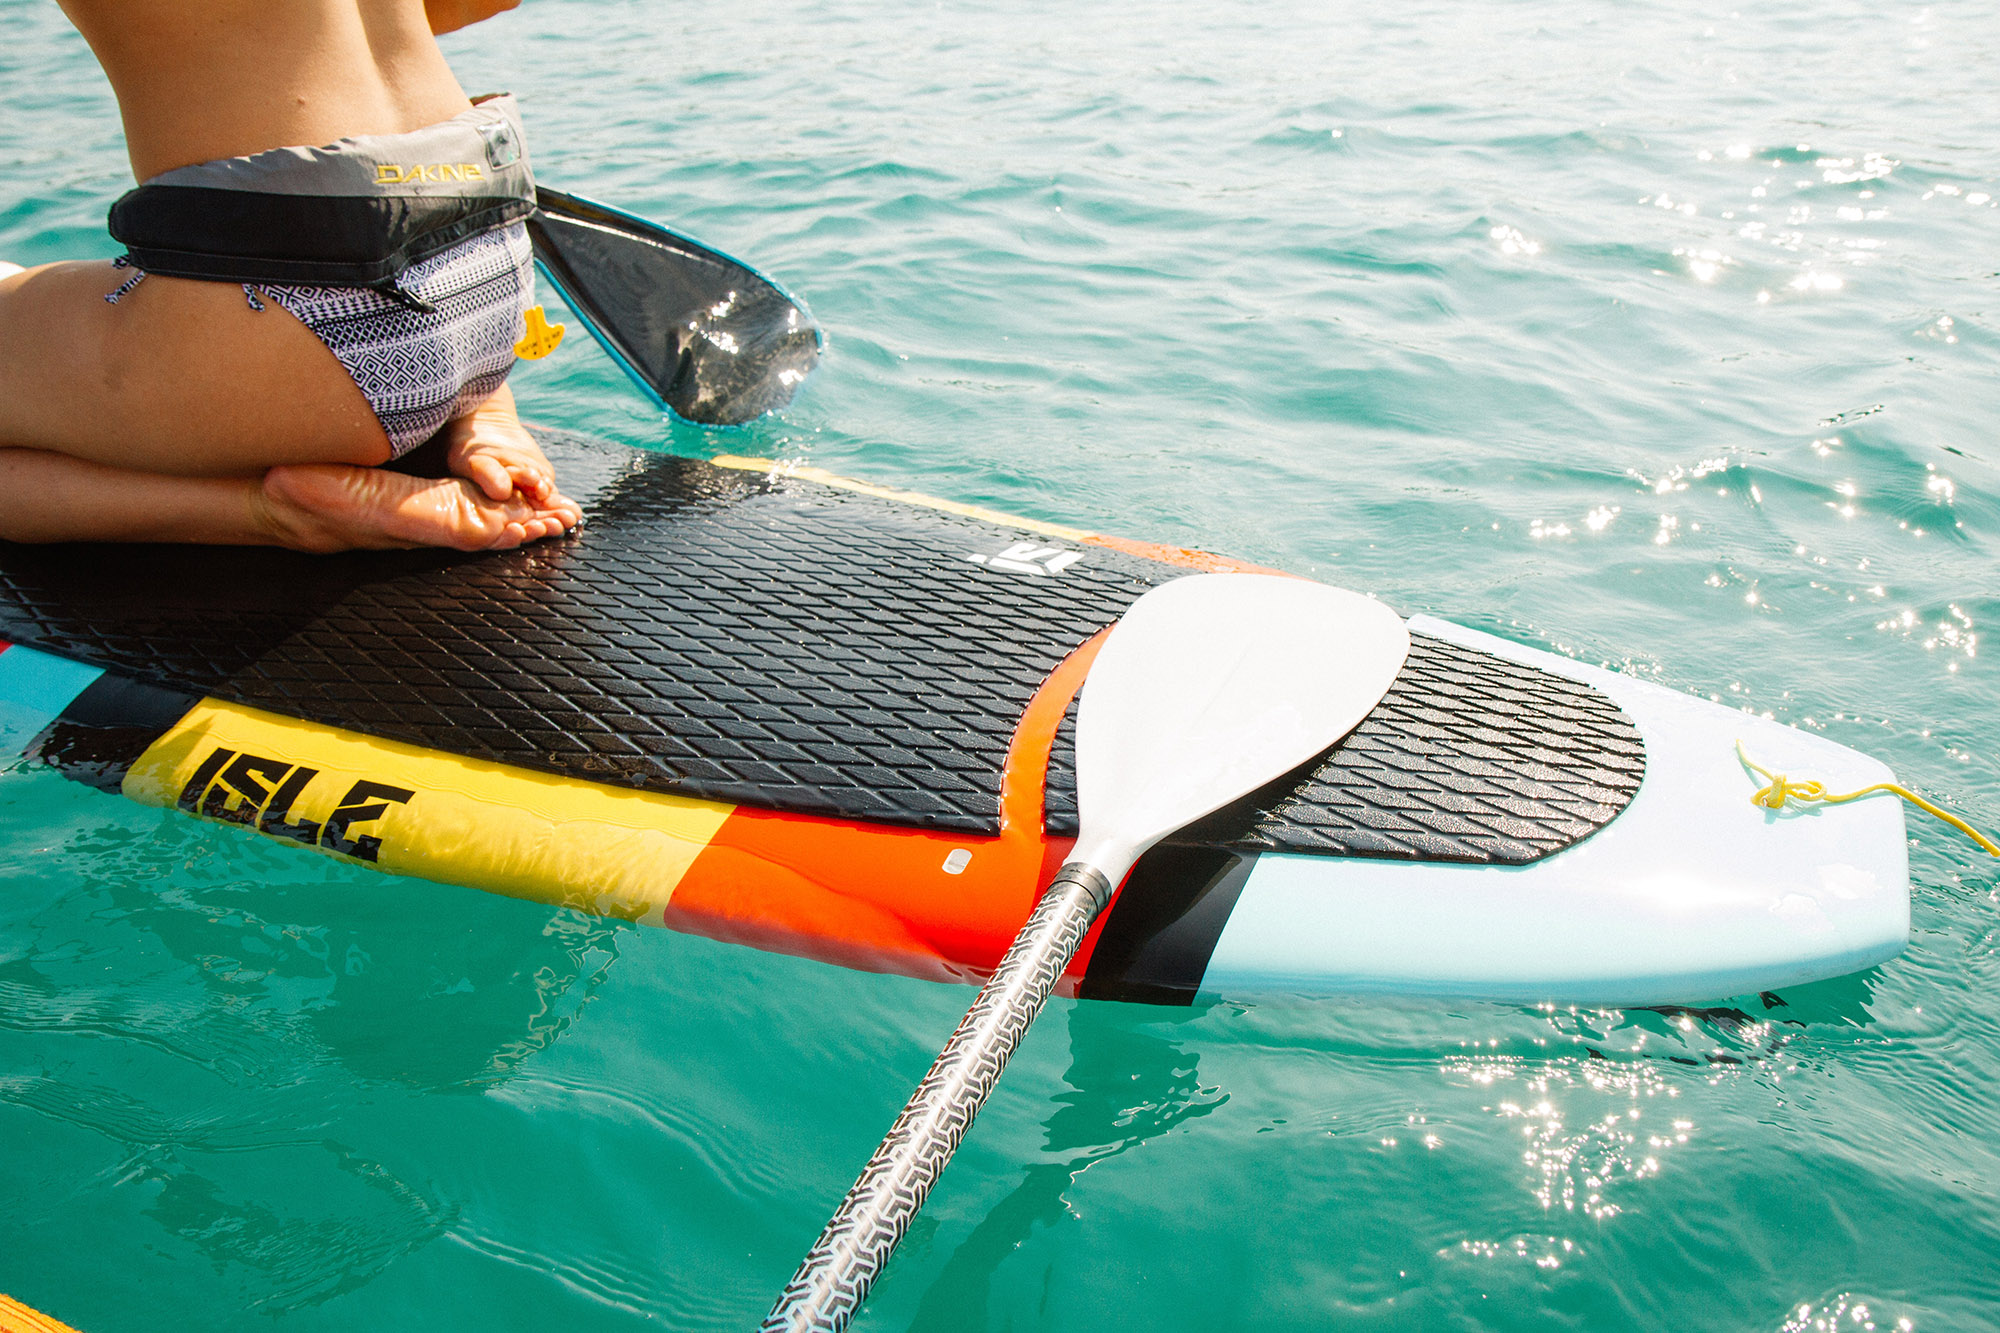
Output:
[105, 94, 536, 290]
[108, 188, 532, 286]
[109, 191, 534, 287]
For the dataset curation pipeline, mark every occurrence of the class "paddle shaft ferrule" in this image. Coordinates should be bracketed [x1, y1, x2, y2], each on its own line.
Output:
[760, 862, 1115, 1333]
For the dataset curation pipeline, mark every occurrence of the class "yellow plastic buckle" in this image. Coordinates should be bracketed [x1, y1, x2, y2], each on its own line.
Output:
[514, 305, 565, 360]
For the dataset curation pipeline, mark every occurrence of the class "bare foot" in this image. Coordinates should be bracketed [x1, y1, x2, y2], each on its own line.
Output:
[441, 384, 570, 509]
[257, 462, 582, 553]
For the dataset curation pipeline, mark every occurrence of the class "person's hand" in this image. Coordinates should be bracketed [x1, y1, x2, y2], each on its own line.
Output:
[424, 0, 521, 36]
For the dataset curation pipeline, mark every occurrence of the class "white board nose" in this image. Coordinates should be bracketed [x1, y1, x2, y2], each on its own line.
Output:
[1198, 615, 1912, 1006]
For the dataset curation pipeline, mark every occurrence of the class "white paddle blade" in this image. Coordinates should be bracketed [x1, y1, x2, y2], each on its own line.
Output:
[1070, 573, 1410, 871]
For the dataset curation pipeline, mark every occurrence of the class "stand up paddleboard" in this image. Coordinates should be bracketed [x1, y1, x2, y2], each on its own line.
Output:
[0, 429, 1910, 1005]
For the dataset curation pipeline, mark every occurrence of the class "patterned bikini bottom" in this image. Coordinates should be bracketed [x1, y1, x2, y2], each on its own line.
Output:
[258, 221, 534, 459]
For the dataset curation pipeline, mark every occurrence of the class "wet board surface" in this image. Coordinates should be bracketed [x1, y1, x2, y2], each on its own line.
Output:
[0, 429, 1643, 861]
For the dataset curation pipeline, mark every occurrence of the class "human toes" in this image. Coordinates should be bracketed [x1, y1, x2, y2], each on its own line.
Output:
[502, 511, 575, 549]
[507, 463, 559, 505]
[461, 452, 518, 502]
[524, 487, 582, 531]
[488, 495, 580, 549]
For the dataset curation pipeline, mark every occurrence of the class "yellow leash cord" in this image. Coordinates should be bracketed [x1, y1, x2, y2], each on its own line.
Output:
[1736, 740, 2000, 858]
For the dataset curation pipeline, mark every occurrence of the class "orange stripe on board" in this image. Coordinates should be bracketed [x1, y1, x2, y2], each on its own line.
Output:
[1000, 629, 1119, 988]
[669, 631, 1110, 987]
[0, 1294, 85, 1333]
[709, 453, 1285, 578]
[1080, 533, 1284, 575]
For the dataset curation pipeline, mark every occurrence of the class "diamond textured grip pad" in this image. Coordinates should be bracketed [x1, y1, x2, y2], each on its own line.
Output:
[1048, 632, 1647, 863]
[0, 430, 1643, 858]
[0, 432, 1165, 832]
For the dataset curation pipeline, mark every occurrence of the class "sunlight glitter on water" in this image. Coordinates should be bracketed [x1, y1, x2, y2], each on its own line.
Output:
[1506, 1061, 1678, 1207]
[1778, 1294, 1917, 1333]
[5, 0, 1999, 1328]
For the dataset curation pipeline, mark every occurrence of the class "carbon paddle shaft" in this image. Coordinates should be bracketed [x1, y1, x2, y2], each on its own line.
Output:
[760, 863, 1115, 1333]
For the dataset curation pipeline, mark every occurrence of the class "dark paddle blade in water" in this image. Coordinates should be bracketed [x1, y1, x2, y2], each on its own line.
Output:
[527, 187, 822, 425]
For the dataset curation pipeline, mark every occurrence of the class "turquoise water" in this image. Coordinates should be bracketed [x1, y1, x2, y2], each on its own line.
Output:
[4, 0, 1999, 1327]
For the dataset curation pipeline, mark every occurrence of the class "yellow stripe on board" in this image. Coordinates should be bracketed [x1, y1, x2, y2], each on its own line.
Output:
[124, 700, 735, 925]
[710, 454, 1097, 543]
[0, 1294, 84, 1333]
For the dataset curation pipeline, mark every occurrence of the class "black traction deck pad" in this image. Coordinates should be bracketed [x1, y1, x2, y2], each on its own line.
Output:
[0, 430, 1643, 861]
[1050, 633, 1648, 864]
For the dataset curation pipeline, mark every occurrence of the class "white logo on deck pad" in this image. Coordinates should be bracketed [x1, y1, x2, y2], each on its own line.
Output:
[966, 542, 1084, 577]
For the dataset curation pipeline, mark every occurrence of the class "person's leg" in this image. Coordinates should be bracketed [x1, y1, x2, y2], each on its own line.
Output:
[0, 260, 579, 547]
[0, 260, 393, 472]
[0, 446, 575, 551]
